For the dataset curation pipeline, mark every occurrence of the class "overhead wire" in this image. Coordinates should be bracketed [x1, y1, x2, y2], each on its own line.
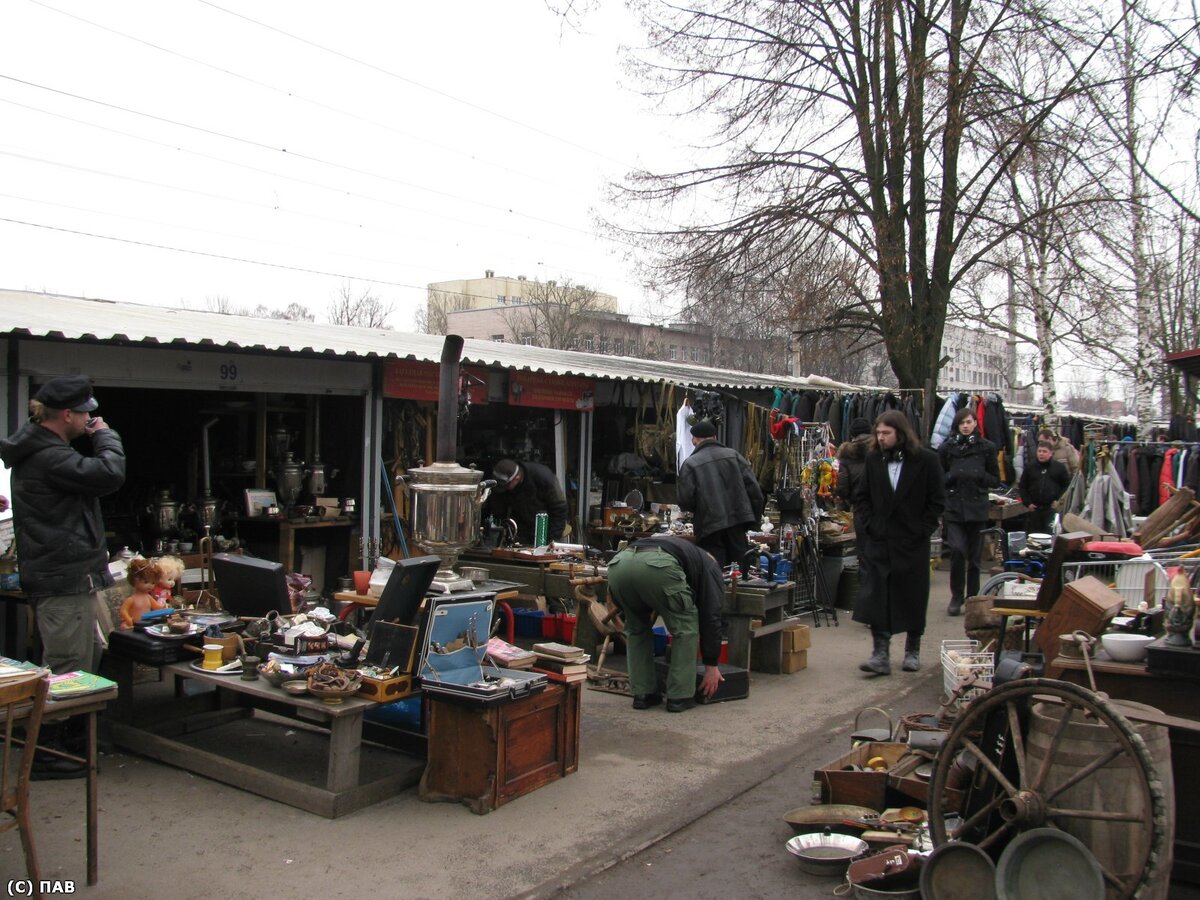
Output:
[25, 0, 577, 193]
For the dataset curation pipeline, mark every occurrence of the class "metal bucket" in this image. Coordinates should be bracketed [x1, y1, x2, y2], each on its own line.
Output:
[1026, 699, 1174, 900]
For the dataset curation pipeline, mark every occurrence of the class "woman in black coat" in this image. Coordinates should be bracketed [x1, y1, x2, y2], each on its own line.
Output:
[938, 409, 1001, 616]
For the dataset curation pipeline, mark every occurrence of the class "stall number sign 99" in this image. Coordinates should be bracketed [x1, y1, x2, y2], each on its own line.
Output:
[219, 362, 240, 383]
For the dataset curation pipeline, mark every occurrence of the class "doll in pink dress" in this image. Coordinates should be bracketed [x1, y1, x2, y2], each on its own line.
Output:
[119, 557, 166, 629]
[153, 555, 186, 607]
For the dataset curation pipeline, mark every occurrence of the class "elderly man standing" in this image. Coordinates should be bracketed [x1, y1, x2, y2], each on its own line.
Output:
[852, 411, 945, 675]
[677, 419, 764, 569]
[1, 376, 125, 675]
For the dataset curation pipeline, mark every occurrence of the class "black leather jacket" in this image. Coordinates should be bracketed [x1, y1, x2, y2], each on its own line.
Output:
[0, 421, 126, 596]
[677, 440, 764, 541]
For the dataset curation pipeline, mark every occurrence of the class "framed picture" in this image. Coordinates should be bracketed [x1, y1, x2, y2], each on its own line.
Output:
[244, 489, 277, 517]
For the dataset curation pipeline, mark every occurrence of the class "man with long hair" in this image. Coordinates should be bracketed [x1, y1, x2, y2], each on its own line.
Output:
[851, 411, 945, 675]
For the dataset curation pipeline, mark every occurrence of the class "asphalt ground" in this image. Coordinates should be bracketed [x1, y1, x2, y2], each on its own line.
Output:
[1, 569, 993, 900]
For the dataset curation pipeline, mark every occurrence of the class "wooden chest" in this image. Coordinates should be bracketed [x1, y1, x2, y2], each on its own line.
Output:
[419, 681, 581, 814]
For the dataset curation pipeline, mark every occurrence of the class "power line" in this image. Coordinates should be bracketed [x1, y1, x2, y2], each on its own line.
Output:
[0, 215, 638, 307]
[0, 72, 600, 240]
[195, 0, 637, 171]
[25, 0, 572, 193]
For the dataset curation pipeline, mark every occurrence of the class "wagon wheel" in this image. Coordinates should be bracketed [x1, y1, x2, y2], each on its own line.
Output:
[928, 679, 1169, 899]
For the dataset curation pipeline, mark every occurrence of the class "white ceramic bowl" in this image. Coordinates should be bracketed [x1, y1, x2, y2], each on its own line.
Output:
[1100, 633, 1154, 663]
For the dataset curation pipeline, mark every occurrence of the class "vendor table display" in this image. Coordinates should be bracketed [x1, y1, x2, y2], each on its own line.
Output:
[105, 661, 424, 818]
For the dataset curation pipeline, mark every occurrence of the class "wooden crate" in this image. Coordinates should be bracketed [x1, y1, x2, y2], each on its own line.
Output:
[783, 624, 811, 652]
[814, 742, 908, 809]
[781, 649, 808, 673]
[357, 674, 414, 703]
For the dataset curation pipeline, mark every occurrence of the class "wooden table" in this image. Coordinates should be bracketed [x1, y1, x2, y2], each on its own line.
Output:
[723, 580, 796, 673]
[1056, 654, 1200, 884]
[233, 516, 357, 590]
[989, 502, 1029, 524]
[105, 662, 422, 818]
[10, 687, 118, 886]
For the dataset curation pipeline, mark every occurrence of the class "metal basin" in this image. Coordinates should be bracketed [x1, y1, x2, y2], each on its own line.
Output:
[785, 830, 868, 876]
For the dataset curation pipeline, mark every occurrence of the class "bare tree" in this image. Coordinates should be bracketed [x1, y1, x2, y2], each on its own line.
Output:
[498, 278, 608, 349]
[605, 0, 1120, 412]
[327, 281, 394, 329]
[418, 289, 473, 335]
[203, 295, 314, 321]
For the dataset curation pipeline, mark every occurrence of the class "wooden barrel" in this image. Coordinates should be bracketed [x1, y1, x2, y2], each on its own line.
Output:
[1026, 699, 1174, 900]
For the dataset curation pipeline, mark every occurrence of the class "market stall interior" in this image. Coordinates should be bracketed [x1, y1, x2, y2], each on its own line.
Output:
[87, 387, 364, 593]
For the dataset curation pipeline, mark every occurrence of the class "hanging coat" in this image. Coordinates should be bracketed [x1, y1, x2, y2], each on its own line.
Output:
[852, 447, 945, 635]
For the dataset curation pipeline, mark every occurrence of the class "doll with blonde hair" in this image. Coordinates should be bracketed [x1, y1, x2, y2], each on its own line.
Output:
[119, 557, 166, 629]
[154, 555, 186, 607]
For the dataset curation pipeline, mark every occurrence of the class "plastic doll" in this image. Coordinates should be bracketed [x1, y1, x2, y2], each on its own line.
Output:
[119, 557, 166, 629]
[154, 555, 186, 608]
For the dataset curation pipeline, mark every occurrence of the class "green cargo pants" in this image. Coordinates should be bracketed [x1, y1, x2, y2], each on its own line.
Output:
[606, 546, 699, 701]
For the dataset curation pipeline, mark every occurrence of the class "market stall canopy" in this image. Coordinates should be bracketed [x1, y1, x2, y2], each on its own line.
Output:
[1166, 347, 1200, 379]
[0, 289, 861, 393]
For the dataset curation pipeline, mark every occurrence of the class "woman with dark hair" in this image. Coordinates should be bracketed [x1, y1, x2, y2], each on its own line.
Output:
[852, 411, 945, 675]
[938, 409, 1000, 616]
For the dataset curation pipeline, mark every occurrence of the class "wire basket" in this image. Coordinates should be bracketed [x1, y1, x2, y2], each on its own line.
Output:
[941, 639, 993, 708]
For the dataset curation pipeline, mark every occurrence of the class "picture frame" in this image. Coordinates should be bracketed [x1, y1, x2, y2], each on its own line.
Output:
[244, 489, 277, 517]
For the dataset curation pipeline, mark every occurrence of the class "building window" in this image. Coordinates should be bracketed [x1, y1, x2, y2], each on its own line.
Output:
[583, 336, 594, 351]
[690, 346, 699, 362]
[521, 334, 534, 346]
[497, 294, 506, 304]
[599, 336, 609, 353]
[491, 334, 505, 342]
[614, 338, 623, 355]
[668, 344, 677, 360]
[628, 342, 637, 356]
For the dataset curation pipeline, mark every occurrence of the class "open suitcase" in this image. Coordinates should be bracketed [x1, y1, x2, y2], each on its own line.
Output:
[417, 594, 546, 705]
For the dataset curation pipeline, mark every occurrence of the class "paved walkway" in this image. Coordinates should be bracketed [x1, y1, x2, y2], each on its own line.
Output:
[6, 570, 965, 899]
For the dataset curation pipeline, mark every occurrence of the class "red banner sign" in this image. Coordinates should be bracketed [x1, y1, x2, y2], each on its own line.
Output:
[508, 371, 595, 410]
[383, 360, 488, 403]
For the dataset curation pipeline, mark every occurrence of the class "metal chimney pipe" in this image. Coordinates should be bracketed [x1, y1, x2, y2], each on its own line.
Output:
[436, 335, 464, 463]
[200, 417, 219, 494]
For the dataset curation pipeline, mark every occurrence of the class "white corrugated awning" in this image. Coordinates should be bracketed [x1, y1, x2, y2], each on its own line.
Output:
[0, 289, 861, 392]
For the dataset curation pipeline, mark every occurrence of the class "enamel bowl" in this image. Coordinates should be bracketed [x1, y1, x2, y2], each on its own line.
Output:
[1100, 633, 1154, 663]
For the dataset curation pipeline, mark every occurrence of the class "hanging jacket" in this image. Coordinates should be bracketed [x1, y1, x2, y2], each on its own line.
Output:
[1159, 448, 1179, 507]
[929, 395, 960, 449]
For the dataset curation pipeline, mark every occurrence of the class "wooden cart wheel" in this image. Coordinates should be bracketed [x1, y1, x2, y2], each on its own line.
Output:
[928, 679, 1169, 899]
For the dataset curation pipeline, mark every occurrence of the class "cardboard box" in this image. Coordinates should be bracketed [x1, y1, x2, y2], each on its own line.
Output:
[783, 624, 812, 652]
[781, 649, 808, 673]
[1035, 576, 1125, 659]
[814, 742, 909, 809]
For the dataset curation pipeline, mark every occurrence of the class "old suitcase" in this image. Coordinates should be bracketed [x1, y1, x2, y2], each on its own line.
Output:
[653, 660, 750, 703]
[417, 594, 547, 705]
[108, 626, 202, 665]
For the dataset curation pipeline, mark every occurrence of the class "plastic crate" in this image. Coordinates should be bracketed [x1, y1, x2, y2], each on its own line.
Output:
[941, 639, 993, 707]
[512, 609, 545, 638]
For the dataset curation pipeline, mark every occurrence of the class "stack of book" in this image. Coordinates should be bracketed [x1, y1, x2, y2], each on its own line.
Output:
[484, 637, 537, 670]
[531, 642, 589, 683]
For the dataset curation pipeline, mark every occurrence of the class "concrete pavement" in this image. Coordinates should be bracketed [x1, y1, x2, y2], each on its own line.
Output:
[3, 570, 965, 899]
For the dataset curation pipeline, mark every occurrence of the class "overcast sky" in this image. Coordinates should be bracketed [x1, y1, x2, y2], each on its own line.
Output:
[0, 0, 689, 329]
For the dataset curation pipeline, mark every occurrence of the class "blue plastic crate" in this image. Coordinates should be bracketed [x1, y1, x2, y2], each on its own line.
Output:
[512, 608, 546, 638]
[652, 625, 669, 656]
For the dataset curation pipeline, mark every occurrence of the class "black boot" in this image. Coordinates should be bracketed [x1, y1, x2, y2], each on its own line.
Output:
[859, 631, 891, 675]
[903, 633, 921, 672]
[947, 597, 964, 616]
[30, 722, 86, 781]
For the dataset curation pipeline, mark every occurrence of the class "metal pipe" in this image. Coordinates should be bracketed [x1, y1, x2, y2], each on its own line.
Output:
[200, 417, 219, 494]
[436, 335, 464, 463]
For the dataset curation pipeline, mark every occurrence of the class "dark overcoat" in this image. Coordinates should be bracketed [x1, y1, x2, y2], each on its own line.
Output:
[851, 446, 945, 635]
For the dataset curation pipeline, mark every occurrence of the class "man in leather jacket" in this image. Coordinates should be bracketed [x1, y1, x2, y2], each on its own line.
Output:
[1019, 441, 1070, 534]
[0, 376, 125, 675]
[677, 419, 764, 568]
[487, 458, 568, 545]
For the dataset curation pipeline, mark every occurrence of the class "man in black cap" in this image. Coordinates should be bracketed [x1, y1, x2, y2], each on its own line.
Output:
[486, 458, 568, 546]
[1, 376, 125, 670]
[677, 419, 764, 568]
[1, 375, 124, 778]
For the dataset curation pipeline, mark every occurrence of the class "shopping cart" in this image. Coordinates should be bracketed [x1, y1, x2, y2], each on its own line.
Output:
[1061, 553, 1200, 609]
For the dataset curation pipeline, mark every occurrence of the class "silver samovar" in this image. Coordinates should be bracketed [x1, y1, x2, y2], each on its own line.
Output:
[276, 452, 307, 512]
[406, 335, 493, 592]
[149, 489, 180, 536]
